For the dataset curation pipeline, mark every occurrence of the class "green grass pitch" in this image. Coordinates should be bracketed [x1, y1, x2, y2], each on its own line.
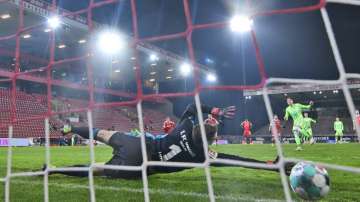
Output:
[0, 144, 359, 201]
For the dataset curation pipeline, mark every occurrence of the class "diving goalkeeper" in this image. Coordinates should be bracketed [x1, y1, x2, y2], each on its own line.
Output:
[47, 104, 293, 179]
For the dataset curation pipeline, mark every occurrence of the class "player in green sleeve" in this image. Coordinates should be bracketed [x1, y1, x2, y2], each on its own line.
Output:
[334, 117, 344, 143]
[302, 112, 316, 144]
[284, 98, 314, 151]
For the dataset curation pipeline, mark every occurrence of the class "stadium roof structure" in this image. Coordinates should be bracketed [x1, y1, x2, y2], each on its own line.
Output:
[0, 0, 213, 98]
[244, 80, 360, 96]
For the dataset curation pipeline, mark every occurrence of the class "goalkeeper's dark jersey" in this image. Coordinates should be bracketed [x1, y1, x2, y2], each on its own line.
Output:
[147, 104, 214, 171]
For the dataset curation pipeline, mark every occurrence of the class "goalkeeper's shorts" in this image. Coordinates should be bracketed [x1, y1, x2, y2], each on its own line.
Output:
[103, 132, 146, 179]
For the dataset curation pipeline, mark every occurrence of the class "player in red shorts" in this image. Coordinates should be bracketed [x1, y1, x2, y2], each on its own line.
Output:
[163, 117, 176, 134]
[353, 110, 360, 132]
[241, 119, 253, 144]
[269, 115, 282, 146]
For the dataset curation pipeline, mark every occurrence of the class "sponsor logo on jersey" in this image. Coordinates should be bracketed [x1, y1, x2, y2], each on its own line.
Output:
[180, 130, 196, 157]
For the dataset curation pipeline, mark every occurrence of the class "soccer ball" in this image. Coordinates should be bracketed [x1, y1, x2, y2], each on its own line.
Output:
[289, 162, 330, 200]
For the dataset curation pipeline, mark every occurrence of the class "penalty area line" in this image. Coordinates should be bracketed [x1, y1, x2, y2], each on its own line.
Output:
[11, 179, 283, 202]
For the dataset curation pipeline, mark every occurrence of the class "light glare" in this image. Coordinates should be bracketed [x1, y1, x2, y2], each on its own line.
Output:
[230, 15, 253, 33]
[150, 54, 159, 61]
[97, 30, 124, 55]
[206, 73, 217, 82]
[180, 63, 192, 76]
[47, 16, 61, 29]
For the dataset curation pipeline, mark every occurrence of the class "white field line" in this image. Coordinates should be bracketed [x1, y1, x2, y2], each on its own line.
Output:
[10, 179, 284, 202]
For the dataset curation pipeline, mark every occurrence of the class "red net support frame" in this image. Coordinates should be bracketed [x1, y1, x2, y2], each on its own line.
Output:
[1, 0, 360, 202]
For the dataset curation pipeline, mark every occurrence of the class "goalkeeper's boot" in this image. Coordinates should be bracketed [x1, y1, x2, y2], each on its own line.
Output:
[271, 156, 295, 176]
[42, 164, 56, 171]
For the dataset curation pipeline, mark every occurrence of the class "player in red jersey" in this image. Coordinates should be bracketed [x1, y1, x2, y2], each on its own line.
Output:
[353, 110, 360, 132]
[163, 117, 176, 134]
[241, 119, 253, 144]
[269, 115, 282, 146]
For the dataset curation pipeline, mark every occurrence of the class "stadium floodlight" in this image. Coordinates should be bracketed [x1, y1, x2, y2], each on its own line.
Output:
[206, 72, 217, 82]
[97, 30, 124, 55]
[180, 63, 192, 77]
[114, 69, 120, 73]
[47, 16, 61, 29]
[230, 15, 253, 33]
[150, 54, 159, 61]
[1, 14, 11, 19]
[44, 28, 52, 33]
[58, 44, 66, 49]
[78, 39, 86, 44]
[205, 58, 214, 64]
[22, 34, 31, 39]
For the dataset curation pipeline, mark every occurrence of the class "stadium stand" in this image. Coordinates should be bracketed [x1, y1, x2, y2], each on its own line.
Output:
[0, 89, 62, 138]
[0, 89, 176, 138]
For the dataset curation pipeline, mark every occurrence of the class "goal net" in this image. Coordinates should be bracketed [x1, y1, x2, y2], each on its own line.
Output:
[0, 0, 359, 201]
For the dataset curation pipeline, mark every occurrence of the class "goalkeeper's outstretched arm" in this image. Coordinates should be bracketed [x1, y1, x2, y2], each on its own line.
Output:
[179, 104, 236, 122]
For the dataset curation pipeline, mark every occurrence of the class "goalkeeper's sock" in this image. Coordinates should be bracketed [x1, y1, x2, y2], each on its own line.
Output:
[46, 164, 89, 177]
[71, 127, 100, 140]
[215, 153, 267, 164]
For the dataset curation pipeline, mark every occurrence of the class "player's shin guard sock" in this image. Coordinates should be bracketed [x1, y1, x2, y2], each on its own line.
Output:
[310, 137, 315, 144]
[71, 127, 100, 140]
[294, 135, 301, 145]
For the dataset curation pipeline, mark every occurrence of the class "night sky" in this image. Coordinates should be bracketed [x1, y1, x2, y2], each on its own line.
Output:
[42, 0, 360, 134]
